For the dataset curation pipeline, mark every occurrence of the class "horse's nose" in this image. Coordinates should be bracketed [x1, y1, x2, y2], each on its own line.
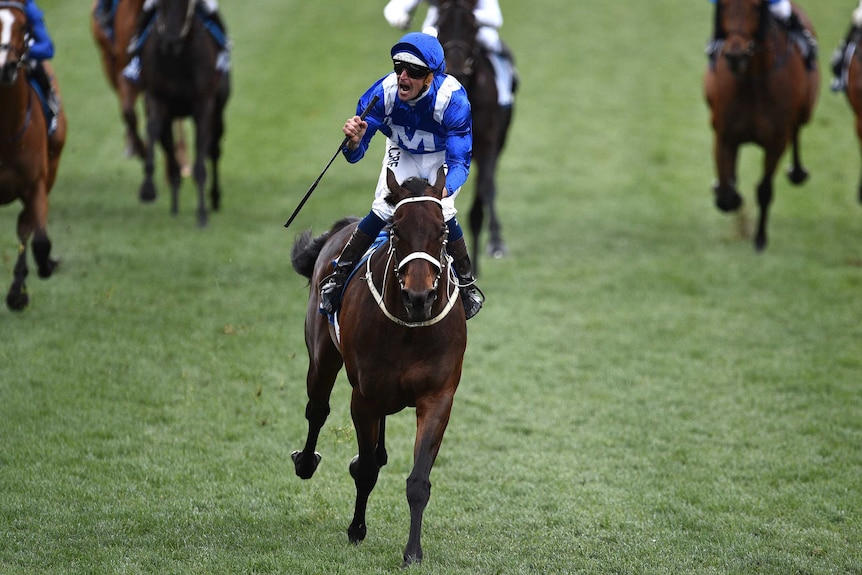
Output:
[723, 39, 754, 76]
[401, 288, 437, 321]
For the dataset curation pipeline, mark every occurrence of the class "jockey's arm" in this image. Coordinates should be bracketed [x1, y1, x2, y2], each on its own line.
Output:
[24, 2, 54, 61]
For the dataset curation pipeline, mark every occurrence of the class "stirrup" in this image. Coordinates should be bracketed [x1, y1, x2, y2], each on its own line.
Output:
[458, 281, 485, 320]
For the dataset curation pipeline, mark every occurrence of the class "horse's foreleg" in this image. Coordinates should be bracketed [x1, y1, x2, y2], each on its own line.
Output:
[119, 80, 145, 160]
[347, 394, 383, 545]
[786, 126, 809, 185]
[403, 393, 454, 566]
[193, 107, 215, 228]
[478, 155, 506, 259]
[755, 149, 781, 252]
[713, 136, 743, 212]
[468, 191, 484, 276]
[209, 103, 226, 212]
[140, 98, 161, 203]
[158, 118, 182, 217]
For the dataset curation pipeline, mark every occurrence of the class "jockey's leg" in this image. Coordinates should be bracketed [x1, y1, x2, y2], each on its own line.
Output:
[785, 11, 818, 71]
[477, 27, 515, 107]
[446, 219, 483, 320]
[29, 61, 59, 129]
[319, 213, 382, 315]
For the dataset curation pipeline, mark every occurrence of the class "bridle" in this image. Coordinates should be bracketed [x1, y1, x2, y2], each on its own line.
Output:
[156, 0, 196, 40]
[439, 0, 478, 78]
[0, 2, 31, 77]
[364, 196, 460, 327]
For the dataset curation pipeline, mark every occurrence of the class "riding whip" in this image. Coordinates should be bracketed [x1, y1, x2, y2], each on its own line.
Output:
[284, 95, 380, 228]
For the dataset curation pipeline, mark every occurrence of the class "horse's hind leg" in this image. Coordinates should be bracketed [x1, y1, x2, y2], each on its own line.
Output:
[755, 150, 781, 251]
[292, 342, 343, 479]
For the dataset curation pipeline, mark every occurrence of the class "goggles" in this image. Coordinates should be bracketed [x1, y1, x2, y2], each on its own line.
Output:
[393, 60, 431, 79]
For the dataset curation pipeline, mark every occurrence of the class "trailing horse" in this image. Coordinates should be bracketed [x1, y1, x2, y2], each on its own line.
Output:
[704, 0, 819, 250]
[137, 0, 230, 227]
[436, 0, 514, 271]
[0, 1, 67, 310]
[290, 168, 467, 566]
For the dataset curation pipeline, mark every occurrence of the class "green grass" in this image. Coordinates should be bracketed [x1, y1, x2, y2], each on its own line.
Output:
[1, 0, 861, 573]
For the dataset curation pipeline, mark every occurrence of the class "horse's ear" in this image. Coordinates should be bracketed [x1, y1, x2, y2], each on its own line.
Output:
[432, 166, 446, 197]
[386, 168, 401, 194]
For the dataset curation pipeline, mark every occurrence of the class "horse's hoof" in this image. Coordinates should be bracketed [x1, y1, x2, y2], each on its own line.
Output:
[38, 258, 59, 279]
[139, 182, 157, 203]
[402, 552, 423, 567]
[291, 450, 321, 479]
[6, 290, 29, 311]
[715, 193, 742, 213]
[487, 242, 508, 259]
[787, 166, 809, 185]
[347, 521, 367, 544]
[754, 234, 767, 252]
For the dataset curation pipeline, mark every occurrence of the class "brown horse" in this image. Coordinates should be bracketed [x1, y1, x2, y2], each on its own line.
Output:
[290, 168, 467, 566]
[839, 28, 862, 203]
[704, 0, 819, 250]
[90, 0, 147, 159]
[436, 0, 513, 271]
[138, 0, 230, 227]
[0, 2, 66, 310]
[91, 0, 190, 171]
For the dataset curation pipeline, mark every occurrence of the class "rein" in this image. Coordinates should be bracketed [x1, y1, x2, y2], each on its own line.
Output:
[363, 196, 459, 327]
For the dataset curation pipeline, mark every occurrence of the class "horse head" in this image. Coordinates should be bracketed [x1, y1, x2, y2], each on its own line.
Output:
[717, 0, 770, 77]
[154, 0, 196, 56]
[437, 0, 479, 85]
[0, 2, 29, 86]
[385, 167, 448, 322]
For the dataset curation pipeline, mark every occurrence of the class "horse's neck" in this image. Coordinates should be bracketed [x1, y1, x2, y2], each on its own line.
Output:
[0, 77, 31, 139]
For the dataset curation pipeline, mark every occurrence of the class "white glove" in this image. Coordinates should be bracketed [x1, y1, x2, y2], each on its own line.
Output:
[855, 2, 862, 27]
[384, 0, 416, 30]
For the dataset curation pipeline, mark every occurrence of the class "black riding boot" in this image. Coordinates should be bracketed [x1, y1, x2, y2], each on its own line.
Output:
[319, 228, 375, 315]
[787, 12, 818, 71]
[127, 5, 155, 55]
[30, 63, 59, 119]
[94, 0, 113, 34]
[447, 236, 484, 320]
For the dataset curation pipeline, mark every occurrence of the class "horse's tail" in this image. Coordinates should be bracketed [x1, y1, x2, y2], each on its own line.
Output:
[290, 216, 359, 280]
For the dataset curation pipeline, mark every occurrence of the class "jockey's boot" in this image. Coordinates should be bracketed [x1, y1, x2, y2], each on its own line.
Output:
[786, 12, 818, 71]
[30, 63, 59, 124]
[831, 39, 848, 92]
[319, 227, 375, 315]
[447, 236, 484, 320]
[94, 0, 113, 36]
[127, 5, 155, 56]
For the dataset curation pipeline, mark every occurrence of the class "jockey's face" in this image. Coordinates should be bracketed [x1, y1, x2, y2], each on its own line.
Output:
[394, 62, 432, 101]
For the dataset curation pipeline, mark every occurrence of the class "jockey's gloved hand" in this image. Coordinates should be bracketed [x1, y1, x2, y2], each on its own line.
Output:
[384, 0, 414, 30]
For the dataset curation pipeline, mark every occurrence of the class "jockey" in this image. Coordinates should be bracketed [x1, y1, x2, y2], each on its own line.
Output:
[23, 1, 60, 130]
[318, 32, 484, 320]
[706, 0, 818, 71]
[122, 0, 230, 83]
[829, 1, 862, 92]
[383, 0, 516, 107]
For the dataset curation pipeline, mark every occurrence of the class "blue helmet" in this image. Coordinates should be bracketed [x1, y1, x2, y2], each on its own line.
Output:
[390, 32, 446, 75]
